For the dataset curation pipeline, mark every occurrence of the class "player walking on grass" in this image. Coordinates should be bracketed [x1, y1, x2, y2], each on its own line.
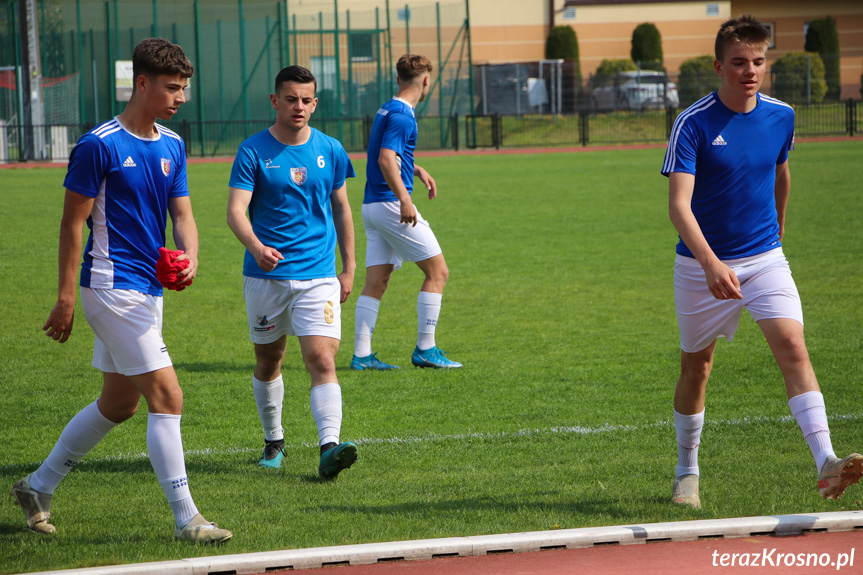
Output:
[662, 15, 862, 509]
[227, 66, 358, 476]
[11, 38, 232, 543]
[351, 54, 461, 371]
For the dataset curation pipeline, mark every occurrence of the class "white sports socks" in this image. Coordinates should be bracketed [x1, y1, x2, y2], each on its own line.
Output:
[354, 295, 380, 357]
[788, 391, 835, 473]
[417, 291, 442, 351]
[30, 400, 117, 495]
[253, 375, 284, 442]
[674, 409, 704, 478]
[147, 413, 198, 529]
[310, 383, 342, 447]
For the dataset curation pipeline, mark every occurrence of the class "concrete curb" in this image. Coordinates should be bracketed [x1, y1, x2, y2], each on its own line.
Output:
[29, 510, 863, 575]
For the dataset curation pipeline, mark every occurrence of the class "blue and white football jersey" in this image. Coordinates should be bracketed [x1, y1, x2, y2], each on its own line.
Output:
[364, 97, 417, 204]
[229, 128, 355, 280]
[662, 92, 795, 260]
[64, 118, 189, 296]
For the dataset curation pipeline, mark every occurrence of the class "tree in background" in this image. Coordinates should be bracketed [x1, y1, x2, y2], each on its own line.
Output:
[678, 55, 720, 107]
[546, 26, 579, 68]
[631, 23, 663, 71]
[772, 52, 827, 104]
[546, 26, 582, 111]
[804, 17, 840, 101]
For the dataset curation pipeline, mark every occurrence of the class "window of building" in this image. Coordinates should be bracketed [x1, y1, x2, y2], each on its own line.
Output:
[763, 22, 775, 49]
[350, 32, 375, 62]
[706, 3, 720, 17]
[398, 7, 410, 22]
[563, 7, 576, 20]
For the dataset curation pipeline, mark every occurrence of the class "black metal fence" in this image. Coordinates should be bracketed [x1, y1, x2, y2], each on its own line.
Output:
[1, 99, 860, 163]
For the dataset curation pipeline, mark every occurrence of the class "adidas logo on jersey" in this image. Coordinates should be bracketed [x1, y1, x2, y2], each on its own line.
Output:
[711, 135, 727, 146]
[123, 156, 137, 167]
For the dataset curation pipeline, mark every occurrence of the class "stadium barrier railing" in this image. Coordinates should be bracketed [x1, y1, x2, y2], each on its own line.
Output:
[1, 100, 859, 163]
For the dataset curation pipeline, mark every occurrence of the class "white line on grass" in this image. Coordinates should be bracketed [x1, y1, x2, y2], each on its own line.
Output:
[6, 412, 861, 471]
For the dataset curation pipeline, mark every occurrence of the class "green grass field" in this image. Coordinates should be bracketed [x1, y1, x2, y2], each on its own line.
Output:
[1, 141, 862, 573]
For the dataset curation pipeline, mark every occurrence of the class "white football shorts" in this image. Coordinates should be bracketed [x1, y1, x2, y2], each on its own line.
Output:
[244, 276, 341, 344]
[362, 200, 442, 270]
[81, 287, 173, 376]
[674, 247, 803, 353]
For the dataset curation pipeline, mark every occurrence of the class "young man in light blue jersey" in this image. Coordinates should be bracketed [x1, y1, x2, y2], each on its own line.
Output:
[12, 38, 232, 543]
[227, 66, 358, 477]
[662, 15, 862, 509]
[351, 54, 461, 371]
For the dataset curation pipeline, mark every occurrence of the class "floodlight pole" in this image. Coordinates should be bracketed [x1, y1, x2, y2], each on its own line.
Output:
[18, 0, 46, 160]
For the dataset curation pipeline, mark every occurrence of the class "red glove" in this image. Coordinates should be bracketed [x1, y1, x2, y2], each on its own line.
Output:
[155, 247, 192, 291]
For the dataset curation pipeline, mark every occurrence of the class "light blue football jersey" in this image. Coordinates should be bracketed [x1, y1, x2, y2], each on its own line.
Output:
[229, 128, 355, 280]
[662, 92, 795, 260]
[364, 97, 417, 204]
[64, 118, 189, 296]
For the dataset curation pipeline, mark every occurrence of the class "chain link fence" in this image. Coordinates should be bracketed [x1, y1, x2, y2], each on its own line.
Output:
[1, 2, 860, 162]
[1, 0, 474, 160]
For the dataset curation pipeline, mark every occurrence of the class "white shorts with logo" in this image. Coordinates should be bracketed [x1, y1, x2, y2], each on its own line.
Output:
[674, 248, 803, 353]
[244, 276, 341, 344]
[81, 287, 173, 376]
[362, 201, 443, 270]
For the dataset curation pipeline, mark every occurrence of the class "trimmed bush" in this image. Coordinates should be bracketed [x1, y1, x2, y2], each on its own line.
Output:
[546, 26, 583, 111]
[771, 52, 827, 104]
[592, 58, 636, 88]
[678, 55, 720, 106]
[546, 26, 579, 66]
[631, 23, 663, 71]
[804, 17, 840, 101]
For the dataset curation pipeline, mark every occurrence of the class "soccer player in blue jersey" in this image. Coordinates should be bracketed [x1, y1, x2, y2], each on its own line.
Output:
[351, 54, 461, 371]
[662, 15, 862, 509]
[227, 66, 358, 477]
[12, 38, 232, 543]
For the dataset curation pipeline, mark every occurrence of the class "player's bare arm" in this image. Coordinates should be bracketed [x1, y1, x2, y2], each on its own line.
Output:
[330, 183, 356, 303]
[668, 172, 742, 301]
[774, 160, 790, 242]
[414, 164, 437, 200]
[168, 195, 199, 285]
[43, 190, 94, 343]
[378, 147, 417, 227]
[227, 186, 284, 272]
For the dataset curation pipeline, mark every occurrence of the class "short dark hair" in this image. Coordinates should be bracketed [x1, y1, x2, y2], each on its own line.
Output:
[275, 66, 317, 94]
[396, 54, 433, 82]
[715, 15, 771, 61]
[132, 38, 193, 83]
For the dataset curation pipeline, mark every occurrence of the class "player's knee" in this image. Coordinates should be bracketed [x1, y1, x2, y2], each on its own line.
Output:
[425, 263, 448, 287]
[776, 336, 811, 367]
[304, 351, 336, 377]
[154, 384, 184, 414]
[119, 400, 140, 421]
[680, 354, 712, 385]
[374, 275, 391, 294]
[101, 399, 140, 423]
[255, 348, 285, 376]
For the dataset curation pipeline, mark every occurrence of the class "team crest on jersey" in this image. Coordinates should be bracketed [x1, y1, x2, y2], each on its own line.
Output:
[161, 158, 172, 176]
[290, 167, 307, 185]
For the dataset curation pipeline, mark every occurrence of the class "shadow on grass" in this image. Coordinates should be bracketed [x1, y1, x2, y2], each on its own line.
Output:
[304, 493, 667, 524]
[175, 360, 314, 377]
[173, 360, 251, 374]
